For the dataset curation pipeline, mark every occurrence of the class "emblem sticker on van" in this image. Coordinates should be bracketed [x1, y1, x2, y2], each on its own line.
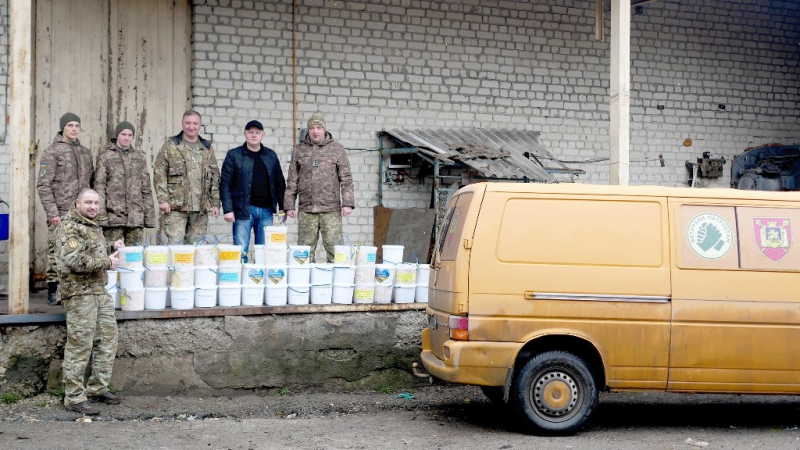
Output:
[687, 213, 733, 259]
[753, 218, 792, 262]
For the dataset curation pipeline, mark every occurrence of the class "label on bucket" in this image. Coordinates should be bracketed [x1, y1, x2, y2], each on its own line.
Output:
[147, 253, 168, 264]
[174, 253, 194, 263]
[366, 253, 376, 263]
[375, 269, 391, 283]
[397, 272, 415, 283]
[334, 253, 348, 263]
[219, 272, 240, 282]
[125, 252, 142, 263]
[220, 250, 240, 261]
[293, 250, 309, 265]
[248, 268, 265, 284]
[355, 289, 373, 299]
[270, 233, 287, 243]
[267, 269, 285, 284]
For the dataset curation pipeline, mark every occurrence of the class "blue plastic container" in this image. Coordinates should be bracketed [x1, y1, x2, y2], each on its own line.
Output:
[0, 201, 8, 241]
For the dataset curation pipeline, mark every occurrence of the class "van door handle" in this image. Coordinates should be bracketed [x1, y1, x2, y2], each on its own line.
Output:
[524, 291, 535, 300]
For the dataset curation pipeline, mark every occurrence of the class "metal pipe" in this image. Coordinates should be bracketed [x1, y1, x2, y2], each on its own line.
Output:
[292, 0, 297, 145]
[378, 134, 384, 206]
[0, 313, 65, 326]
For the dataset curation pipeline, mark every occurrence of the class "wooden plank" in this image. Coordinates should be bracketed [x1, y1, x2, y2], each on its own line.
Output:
[609, 0, 631, 186]
[33, 0, 54, 279]
[173, 0, 191, 117]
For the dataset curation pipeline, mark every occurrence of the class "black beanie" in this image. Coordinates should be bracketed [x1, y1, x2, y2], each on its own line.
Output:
[60, 112, 81, 131]
[114, 121, 135, 138]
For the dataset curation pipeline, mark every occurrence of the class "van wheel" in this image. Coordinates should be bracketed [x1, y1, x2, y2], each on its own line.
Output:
[511, 351, 598, 435]
[480, 386, 505, 404]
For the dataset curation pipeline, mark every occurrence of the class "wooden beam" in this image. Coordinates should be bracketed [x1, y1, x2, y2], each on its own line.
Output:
[609, 0, 631, 186]
[595, 0, 605, 42]
[9, 0, 33, 314]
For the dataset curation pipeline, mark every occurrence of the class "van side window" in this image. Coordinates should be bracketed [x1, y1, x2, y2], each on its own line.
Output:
[439, 193, 474, 261]
[437, 205, 456, 255]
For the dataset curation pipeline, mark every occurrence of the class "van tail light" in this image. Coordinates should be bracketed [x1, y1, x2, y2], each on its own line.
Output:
[449, 315, 469, 341]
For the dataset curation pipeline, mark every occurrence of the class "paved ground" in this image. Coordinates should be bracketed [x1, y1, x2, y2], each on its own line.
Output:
[3, 385, 800, 449]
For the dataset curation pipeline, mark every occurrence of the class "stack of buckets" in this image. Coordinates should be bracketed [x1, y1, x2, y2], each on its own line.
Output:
[332, 244, 356, 303]
[287, 244, 312, 305]
[217, 243, 243, 306]
[263, 226, 289, 306]
[143, 244, 170, 309]
[107, 269, 119, 309]
[118, 246, 145, 311]
[354, 246, 378, 303]
[170, 245, 198, 309]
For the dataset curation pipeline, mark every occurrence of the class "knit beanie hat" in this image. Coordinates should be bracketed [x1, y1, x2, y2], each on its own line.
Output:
[114, 121, 135, 138]
[307, 113, 326, 130]
[60, 112, 81, 131]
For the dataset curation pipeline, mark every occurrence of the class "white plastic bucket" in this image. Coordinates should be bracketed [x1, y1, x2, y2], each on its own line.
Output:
[289, 245, 311, 267]
[332, 265, 356, 285]
[143, 267, 170, 288]
[218, 265, 242, 285]
[310, 263, 335, 285]
[374, 284, 393, 304]
[393, 285, 416, 303]
[310, 285, 333, 305]
[109, 287, 120, 309]
[169, 245, 195, 267]
[416, 264, 431, 287]
[218, 284, 242, 307]
[264, 247, 286, 265]
[332, 284, 354, 304]
[395, 263, 417, 286]
[287, 284, 310, 305]
[353, 284, 375, 304]
[354, 265, 376, 285]
[194, 286, 217, 308]
[218, 244, 243, 266]
[264, 226, 288, 247]
[374, 264, 395, 286]
[253, 245, 266, 265]
[144, 246, 169, 267]
[265, 284, 288, 306]
[120, 288, 145, 311]
[242, 264, 265, 286]
[144, 287, 168, 310]
[334, 244, 354, 265]
[106, 270, 118, 290]
[119, 267, 145, 290]
[119, 246, 144, 269]
[242, 285, 265, 306]
[170, 287, 195, 310]
[194, 266, 218, 287]
[382, 245, 404, 264]
[265, 265, 287, 286]
[194, 245, 217, 267]
[355, 246, 378, 265]
[415, 285, 429, 303]
[170, 266, 195, 289]
[288, 266, 311, 285]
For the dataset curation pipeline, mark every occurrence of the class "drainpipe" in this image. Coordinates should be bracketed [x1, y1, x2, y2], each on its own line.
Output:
[292, 0, 297, 146]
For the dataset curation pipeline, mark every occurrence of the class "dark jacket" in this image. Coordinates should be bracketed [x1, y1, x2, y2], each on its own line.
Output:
[220, 144, 286, 220]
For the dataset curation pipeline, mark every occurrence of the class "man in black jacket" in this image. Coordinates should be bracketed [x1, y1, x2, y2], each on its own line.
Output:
[220, 120, 286, 263]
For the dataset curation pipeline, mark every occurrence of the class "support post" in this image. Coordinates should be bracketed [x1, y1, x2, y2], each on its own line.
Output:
[609, 0, 631, 186]
[9, 0, 33, 314]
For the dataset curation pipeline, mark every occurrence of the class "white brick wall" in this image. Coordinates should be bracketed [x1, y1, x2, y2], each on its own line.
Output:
[191, 0, 799, 251]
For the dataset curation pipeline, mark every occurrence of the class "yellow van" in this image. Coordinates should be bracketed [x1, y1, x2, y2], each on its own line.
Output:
[420, 182, 800, 435]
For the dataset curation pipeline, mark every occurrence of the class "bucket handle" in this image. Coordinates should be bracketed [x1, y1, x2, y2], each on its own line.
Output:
[288, 285, 310, 293]
[411, 252, 420, 265]
[144, 233, 169, 247]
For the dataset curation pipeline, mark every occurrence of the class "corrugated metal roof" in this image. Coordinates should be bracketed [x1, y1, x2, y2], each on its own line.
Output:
[384, 128, 560, 182]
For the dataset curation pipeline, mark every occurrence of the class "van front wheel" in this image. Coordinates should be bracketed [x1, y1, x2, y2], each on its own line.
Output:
[511, 351, 598, 435]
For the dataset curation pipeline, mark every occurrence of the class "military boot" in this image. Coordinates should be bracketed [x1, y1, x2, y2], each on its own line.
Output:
[47, 281, 59, 306]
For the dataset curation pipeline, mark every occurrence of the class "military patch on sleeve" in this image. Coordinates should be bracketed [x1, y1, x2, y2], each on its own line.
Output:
[67, 238, 80, 250]
[39, 162, 47, 177]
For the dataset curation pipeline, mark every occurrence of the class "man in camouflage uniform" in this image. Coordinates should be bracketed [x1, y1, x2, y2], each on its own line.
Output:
[284, 113, 355, 263]
[56, 188, 124, 415]
[37, 112, 94, 305]
[153, 110, 220, 244]
[94, 121, 156, 246]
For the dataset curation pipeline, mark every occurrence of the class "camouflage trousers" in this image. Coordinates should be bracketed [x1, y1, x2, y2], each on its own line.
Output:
[160, 211, 208, 244]
[297, 211, 342, 263]
[62, 293, 118, 407]
[103, 227, 145, 247]
[47, 224, 60, 283]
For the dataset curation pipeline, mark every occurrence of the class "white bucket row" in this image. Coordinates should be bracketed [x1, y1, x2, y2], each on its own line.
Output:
[117, 244, 243, 270]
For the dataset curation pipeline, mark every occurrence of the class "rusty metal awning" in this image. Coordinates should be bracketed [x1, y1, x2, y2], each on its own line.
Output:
[384, 128, 580, 182]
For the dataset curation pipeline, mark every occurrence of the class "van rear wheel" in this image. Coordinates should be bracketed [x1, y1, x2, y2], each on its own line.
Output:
[511, 351, 598, 435]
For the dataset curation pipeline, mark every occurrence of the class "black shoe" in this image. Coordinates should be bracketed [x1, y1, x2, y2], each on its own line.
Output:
[65, 401, 101, 415]
[89, 391, 123, 405]
[47, 282, 59, 306]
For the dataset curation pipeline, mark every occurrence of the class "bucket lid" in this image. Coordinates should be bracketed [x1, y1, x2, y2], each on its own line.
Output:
[243, 264, 265, 269]
[219, 284, 243, 289]
[169, 287, 195, 291]
[194, 265, 219, 270]
[333, 283, 355, 288]
[195, 285, 218, 290]
[145, 287, 169, 291]
[119, 267, 145, 273]
[266, 284, 287, 289]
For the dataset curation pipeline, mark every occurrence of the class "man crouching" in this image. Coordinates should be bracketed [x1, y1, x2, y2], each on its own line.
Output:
[56, 188, 124, 415]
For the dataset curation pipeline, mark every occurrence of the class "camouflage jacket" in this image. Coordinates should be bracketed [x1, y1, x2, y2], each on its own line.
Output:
[153, 132, 221, 212]
[94, 140, 156, 228]
[36, 133, 94, 220]
[55, 208, 112, 300]
[284, 132, 355, 213]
